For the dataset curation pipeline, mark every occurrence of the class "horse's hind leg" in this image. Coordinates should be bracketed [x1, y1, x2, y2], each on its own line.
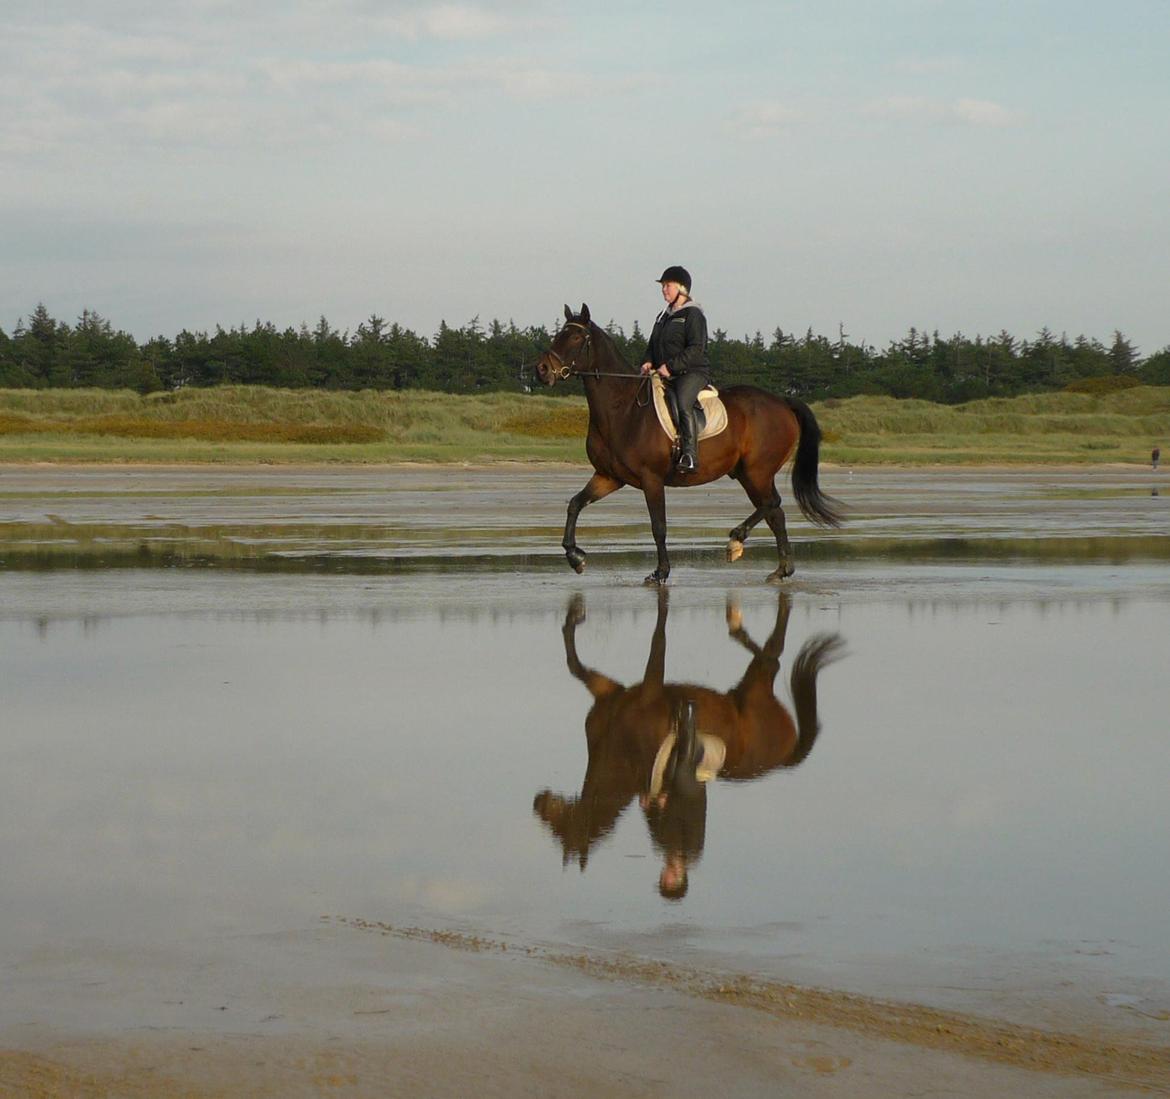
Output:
[563, 473, 622, 573]
[726, 466, 771, 562]
[762, 493, 795, 582]
[726, 590, 791, 659]
[740, 475, 794, 582]
[727, 504, 765, 563]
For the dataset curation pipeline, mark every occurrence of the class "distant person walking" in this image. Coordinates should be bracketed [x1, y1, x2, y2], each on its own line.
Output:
[640, 266, 710, 474]
[1154, 446, 1161, 471]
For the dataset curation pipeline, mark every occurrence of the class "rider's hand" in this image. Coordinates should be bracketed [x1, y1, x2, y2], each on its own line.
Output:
[656, 365, 671, 378]
[640, 362, 653, 375]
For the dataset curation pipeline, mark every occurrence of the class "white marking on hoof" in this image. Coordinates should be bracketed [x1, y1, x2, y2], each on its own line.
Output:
[725, 600, 743, 631]
[726, 538, 744, 563]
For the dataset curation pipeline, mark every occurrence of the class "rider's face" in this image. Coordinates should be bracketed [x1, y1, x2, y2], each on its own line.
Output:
[660, 281, 684, 304]
[660, 852, 687, 892]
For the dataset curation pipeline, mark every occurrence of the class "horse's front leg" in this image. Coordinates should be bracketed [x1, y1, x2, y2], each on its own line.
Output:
[563, 473, 622, 573]
[642, 476, 670, 584]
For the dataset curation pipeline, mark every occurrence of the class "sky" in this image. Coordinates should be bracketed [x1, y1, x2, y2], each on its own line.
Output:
[2, 0, 1168, 353]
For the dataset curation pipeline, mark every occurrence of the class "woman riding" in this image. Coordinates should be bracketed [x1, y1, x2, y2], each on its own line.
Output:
[640, 265, 711, 473]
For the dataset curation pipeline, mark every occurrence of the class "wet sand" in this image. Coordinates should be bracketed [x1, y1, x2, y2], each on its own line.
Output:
[2, 464, 1168, 1096]
[5, 924, 1168, 1098]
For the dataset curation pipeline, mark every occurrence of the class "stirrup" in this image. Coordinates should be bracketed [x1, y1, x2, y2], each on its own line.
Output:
[675, 453, 697, 473]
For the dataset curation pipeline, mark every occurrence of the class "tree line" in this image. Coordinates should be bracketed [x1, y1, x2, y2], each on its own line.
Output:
[2, 303, 1168, 403]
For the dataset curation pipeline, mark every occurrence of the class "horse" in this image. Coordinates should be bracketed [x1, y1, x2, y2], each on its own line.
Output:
[532, 589, 845, 888]
[534, 304, 844, 583]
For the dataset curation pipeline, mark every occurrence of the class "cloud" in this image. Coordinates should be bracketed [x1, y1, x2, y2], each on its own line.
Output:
[727, 100, 801, 140]
[256, 55, 619, 105]
[257, 58, 453, 110]
[11, 0, 540, 46]
[0, 4, 585, 158]
[951, 97, 1016, 127]
[893, 55, 966, 76]
[374, 3, 522, 40]
[863, 94, 1019, 127]
[457, 58, 645, 102]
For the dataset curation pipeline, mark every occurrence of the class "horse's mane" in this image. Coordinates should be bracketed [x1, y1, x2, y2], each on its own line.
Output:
[569, 313, 638, 375]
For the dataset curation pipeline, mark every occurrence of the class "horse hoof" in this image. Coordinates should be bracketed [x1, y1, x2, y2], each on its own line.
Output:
[565, 548, 586, 574]
[644, 571, 668, 586]
[727, 538, 744, 563]
[766, 564, 795, 584]
[725, 599, 743, 631]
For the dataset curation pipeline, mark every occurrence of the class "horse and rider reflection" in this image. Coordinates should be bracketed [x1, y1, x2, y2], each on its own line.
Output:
[533, 591, 844, 898]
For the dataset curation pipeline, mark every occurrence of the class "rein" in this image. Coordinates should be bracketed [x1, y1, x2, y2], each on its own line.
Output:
[546, 321, 651, 403]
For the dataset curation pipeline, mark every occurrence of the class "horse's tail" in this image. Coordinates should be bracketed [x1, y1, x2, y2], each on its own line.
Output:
[785, 397, 845, 528]
[786, 633, 846, 768]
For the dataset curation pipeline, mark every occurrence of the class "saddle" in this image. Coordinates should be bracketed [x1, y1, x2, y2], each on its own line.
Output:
[651, 375, 728, 444]
[647, 703, 726, 800]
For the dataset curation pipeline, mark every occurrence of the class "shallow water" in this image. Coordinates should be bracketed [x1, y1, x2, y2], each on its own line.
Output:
[1, 464, 1168, 568]
[2, 466, 1169, 1035]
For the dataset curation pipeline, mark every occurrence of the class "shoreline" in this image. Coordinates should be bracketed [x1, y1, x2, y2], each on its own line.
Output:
[4, 923, 1167, 1098]
[0, 458, 1160, 473]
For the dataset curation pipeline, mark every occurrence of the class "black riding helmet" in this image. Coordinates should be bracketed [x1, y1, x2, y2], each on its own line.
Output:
[656, 266, 692, 293]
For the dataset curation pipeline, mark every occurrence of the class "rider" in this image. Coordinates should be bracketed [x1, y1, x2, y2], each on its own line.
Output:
[640, 700, 715, 900]
[640, 266, 710, 474]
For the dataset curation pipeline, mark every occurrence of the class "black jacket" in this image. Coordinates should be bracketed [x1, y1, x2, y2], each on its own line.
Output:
[643, 302, 710, 377]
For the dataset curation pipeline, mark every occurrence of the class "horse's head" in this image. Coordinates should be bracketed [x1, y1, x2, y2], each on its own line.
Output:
[533, 786, 622, 870]
[534, 303, 592, 386]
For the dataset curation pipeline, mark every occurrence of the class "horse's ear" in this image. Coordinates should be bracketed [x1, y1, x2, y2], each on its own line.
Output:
[564, 304, 573, 321]
[580, 303, 590, 324]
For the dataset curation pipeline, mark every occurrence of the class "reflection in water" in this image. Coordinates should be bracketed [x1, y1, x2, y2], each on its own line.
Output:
[6, 533, 1170, 572]
[534, 591, 844, 899]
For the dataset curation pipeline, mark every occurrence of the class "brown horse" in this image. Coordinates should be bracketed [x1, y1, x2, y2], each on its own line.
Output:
[533, 590, 844, 891]
[534, 304, 844, 583]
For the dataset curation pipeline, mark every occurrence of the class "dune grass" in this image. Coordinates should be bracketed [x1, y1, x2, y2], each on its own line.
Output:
[0, 384, 1166, 465]
[812, 389, 1169, 464]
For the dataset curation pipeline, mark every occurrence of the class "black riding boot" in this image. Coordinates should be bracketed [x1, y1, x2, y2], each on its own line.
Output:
[662, 700, 704, 796]
[675, 404, 699, 473]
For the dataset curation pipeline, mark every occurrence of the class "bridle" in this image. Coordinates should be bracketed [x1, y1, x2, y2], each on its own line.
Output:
[543, 321, 595, 380]
[543, 320, 649, 398]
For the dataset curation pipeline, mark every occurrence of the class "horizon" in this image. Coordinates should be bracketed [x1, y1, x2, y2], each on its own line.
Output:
[2, 301, 1158, 357]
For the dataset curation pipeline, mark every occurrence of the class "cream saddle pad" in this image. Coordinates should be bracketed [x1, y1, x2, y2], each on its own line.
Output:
[648, 732, 727, 798]
[651, 374, 728, 442]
